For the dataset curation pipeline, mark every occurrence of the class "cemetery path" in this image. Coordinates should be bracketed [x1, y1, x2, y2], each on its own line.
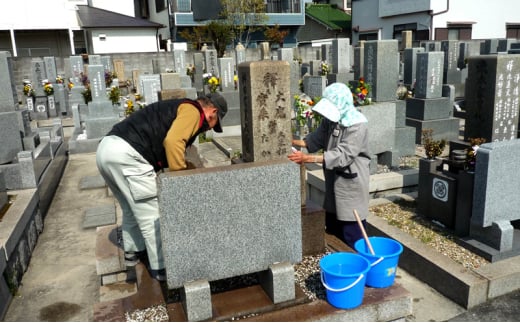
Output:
[4, 153, 106, 322]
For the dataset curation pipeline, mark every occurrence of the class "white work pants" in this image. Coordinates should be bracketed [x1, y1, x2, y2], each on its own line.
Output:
[96, 135, 164, 270]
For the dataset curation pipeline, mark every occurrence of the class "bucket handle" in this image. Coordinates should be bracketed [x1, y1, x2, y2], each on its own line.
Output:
[321, 271, 364, 293]
[370, 256, 385, 267]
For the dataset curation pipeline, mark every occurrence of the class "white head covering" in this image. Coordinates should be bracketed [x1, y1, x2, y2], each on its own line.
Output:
[312, 82, 367, 127]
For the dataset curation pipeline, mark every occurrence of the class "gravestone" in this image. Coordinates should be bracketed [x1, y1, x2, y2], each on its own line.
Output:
[85, 65, 120, 139]
[403, 47, 424, 86]
[43, 57, 57, 84]
[363, 40, 400, 102]
[218, 57, 234, 92]
[113, 59, 126, 82]
[309, 60, 321, 76]
[464, 54, 520, 142]
[0, 52, 18, 112]
[101, 56, 113, 73]
[260, 42, 271, 60]
[203, 49, 219, 76]
[138, 74, 161, 103]
[157, 160, 301, 319]
[353, 43, 364, 80]
[160, 73, 181, 90]
[302, 75, 326, 100]
[414, 52, 444, 99]
[278, 48, 293, 62]
[289, 60, 301, 97]
[192, 52, 205, 92]
[235, 42, 246, 65]
[406, 52, 460, 144]
[421, 41, 441, 52]
[482, 39, 500, 54]
[89, 55, 102, 66]
[331, 38, 350, 74]
[321, 44, 332, 63]
[461, 139, 520, 261]
[238, 60, 292, 163]
[173, 50, 187, 75]
[152, 59, 161, 74]
[69, 56, 84, 84]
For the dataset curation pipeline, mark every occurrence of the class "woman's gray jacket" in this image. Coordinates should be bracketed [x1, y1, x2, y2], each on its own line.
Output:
[305, 119, 370, 222]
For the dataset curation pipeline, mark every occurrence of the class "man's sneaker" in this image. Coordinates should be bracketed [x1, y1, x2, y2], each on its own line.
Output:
[150, 268, 166, 282]
[124, 252, 140, 267]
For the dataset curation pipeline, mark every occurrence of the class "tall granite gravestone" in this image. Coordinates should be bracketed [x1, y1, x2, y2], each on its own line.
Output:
[68, 56, 86, 108]
[43, 56, 58, 117]
[238, 60, 292, 163]
[203, 49, 219, 77]
[363, 40, 400, 102]
[235, 42, 246, 66]
[30, 59, 49, 120]
[302, 75, 326, 100]
[113, 59, 126, 83]
[173, 49, 187, 75]
[85, 65, 120, 139]
[0, 52, 24, 164]
[218, 57, 234, 92]
[331, 38, 350, 74]
[89, 55, 102, 66]
[421, 41, 441, 52]
[192, 52, 205, 93]
[160, 73, 180, 90]
[464, 54, 520, 143]
[260, 42, 271, 60]
[441, 40, 467, 97]
[138, 74, 161, 104]
[460, 139, 520, 262]
[101, 56, 113, 74]
[278, 48, 293, 62]
[406, 51, 460, 143]
[353, 42, 364, 80]
[321, 44, 332, 64]
[403, 47, 424, 86]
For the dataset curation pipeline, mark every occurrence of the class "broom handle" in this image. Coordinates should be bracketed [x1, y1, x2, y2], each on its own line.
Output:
[353, 209, 375, 255]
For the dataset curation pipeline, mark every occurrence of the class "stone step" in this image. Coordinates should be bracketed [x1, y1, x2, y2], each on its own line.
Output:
[95, 224, 127, 285]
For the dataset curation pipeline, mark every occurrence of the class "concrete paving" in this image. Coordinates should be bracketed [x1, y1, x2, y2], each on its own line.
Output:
[3, 127, 520, 321]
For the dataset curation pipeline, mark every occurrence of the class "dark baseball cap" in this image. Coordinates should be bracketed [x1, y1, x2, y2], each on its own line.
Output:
[206, 92, 228, 133]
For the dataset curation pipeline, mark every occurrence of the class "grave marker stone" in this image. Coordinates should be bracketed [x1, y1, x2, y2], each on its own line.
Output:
[160, 73, 181, 90]
[403, 47, 424, 86]
[331, 38, 350, 74]
[414, 51, 444, 99]
[89, 55, 102, 66]
[193, 52, 205, 92]
[204, 49, 219, 76]
[43, 56, 57, 83]
[218, 57, 234, 92]
[173, 50, 187, 75]
[69, 56, 84, 84]
[363, 40, 399, 102]
[278, 48, 293, 62]
[260, 42, 271, 60]
[464, 54, 520, 142]
[238, 60, 292, 163]
[141, 76, 161, 104]
[302, 75, 326, 100]
[113, 59, 126, 82]
[0, 52, 18, 112]
[235, 42, 246, 65]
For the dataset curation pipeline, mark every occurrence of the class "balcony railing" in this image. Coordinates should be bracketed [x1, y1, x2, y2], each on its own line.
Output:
[174, 0, 301, 13]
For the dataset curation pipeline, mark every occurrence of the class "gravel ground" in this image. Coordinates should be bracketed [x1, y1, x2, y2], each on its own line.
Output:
[369, 199, 488, 271]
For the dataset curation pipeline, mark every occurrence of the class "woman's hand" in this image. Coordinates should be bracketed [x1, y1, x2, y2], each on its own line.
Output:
[288, 150, 306, 165]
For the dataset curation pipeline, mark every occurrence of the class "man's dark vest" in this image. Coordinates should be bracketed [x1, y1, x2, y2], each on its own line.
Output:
[108, 98, 208, 171]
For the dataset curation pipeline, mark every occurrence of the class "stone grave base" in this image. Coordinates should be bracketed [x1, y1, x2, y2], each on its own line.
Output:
[459, 229, 520, 263]
[0, 189, 40, 319]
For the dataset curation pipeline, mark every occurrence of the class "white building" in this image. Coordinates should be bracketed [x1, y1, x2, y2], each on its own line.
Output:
[351, 0, 520, 45]
[0, 0, 163, 56]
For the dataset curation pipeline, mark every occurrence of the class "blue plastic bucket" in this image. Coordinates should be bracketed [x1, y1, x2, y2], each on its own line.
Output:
[319, 252, 371, 309]
[354, 237, 403, 288]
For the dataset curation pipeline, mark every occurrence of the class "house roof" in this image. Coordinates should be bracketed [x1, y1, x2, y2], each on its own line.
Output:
[305, 4, 351, 31]
[76, 5, 164, 29]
